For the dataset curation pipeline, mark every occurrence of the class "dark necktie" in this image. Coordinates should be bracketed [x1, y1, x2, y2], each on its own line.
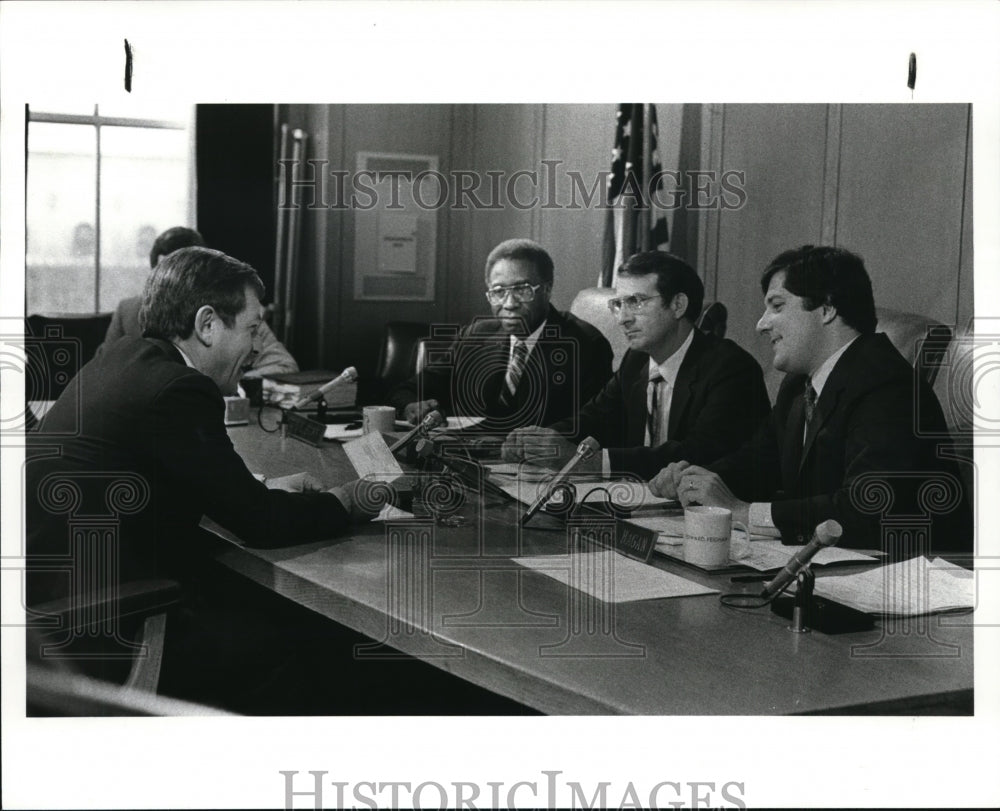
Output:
[646, 373, 664, 446]
[803, 380, 818, 427]
[499, 339, 528, 407]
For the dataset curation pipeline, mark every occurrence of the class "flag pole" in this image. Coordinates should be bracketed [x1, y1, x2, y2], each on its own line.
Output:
[641, 103, 653, 251]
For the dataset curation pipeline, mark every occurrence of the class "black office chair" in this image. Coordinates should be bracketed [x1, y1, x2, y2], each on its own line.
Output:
[25, 312, 113, 403]
[696, 301, 728, 339]
[372, 320, 430, 400]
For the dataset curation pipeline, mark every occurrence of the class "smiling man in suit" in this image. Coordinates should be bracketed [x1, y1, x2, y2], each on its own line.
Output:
[391, 238, 613, 432]
[502, 250, 770, 479]
[649, 245, 971, 554]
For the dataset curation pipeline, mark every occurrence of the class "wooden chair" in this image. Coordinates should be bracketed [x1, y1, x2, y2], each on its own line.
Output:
[875, 306, 953, 387]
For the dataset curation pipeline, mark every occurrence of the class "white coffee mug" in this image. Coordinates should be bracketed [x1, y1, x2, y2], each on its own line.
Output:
[362, 405, 396, 435]
[683, 506, 750, 567]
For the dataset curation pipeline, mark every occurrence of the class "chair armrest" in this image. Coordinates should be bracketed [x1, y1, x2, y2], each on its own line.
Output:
[31, 579, 182, 631]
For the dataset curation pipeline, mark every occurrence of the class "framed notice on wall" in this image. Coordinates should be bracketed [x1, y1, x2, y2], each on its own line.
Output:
[353, 152, 438, 301]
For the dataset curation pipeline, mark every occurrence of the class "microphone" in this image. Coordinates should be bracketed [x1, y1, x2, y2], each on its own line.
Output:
[760, 519, 843, 599]
[292, 367, 358, 409]
[520, 437, 600, 526]
[388, 409, 444, 454]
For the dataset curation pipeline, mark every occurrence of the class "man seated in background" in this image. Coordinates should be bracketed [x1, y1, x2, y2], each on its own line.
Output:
[649, 245, 971, 554]
[390, 238, 613, 432]
[502, 251, 770, 480]
[27, 246, 381, 710]
[102, 225, 298, 378]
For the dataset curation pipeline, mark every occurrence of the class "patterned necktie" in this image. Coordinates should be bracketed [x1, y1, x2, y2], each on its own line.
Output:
[803, 380, 818, 427]
[499, 339, 529, 407]
[645, 373, 665, 446]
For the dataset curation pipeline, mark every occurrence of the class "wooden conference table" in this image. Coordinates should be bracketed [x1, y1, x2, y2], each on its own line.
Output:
[214, 419, 974, 715]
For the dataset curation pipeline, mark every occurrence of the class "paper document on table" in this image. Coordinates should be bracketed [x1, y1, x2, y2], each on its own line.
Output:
[485, 462, 552, 481]
[813, 556, 974, 616]
[494, 477, 672, 510]
[343, 431, 404, 481]
[513, 550, 717, 602]
[374, 504, 414, 521]
[443, 415, 486, 431]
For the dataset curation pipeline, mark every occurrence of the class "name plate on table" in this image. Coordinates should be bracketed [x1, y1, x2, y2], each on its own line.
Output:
[570, 517, 658, 564]
[284, 410, 326, 447]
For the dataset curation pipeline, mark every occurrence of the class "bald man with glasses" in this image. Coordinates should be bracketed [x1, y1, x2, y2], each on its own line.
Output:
[502, 251, 770, 479]
[390, 238, 613, 431]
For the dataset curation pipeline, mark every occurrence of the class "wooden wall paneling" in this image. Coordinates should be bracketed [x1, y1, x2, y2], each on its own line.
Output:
[537, 103, 612, 310]
[452, 104, 544, 327]
[711, 104, 828, 382]
[835, 104, 969, 325]
[334, 104, 454, 382]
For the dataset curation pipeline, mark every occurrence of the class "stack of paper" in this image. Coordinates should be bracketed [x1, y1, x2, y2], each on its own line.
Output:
[814, 557, 974, 616]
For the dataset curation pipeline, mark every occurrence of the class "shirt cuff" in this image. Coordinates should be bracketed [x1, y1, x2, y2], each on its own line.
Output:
[749, 502, 781, 538]
[602, 450, 611, 479]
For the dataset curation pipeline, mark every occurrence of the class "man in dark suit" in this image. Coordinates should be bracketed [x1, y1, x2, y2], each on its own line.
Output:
[390, 238, 613, 432]
[502, 251, 770, 479]
[26, 247, 379, 710]
[102, 226, 298, 378]
[650, 245, 971, 554]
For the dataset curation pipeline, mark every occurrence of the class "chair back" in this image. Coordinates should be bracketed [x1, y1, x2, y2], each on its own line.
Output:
[373, 320, 430, 399]
[569, 287, 728, 371]
[875, 306, 953, 387]
[25, 312, 113, 402]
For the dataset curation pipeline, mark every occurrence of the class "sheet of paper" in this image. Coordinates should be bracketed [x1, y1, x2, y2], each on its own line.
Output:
[813, 556, 974, 616]
[374, 504, 415, 521]
[513, 550, 717, 603]
[443, 415, 487, 431]
[343, 431, 405, 480]
[485, 461, 553, 481]
[324, 420, 410, 441]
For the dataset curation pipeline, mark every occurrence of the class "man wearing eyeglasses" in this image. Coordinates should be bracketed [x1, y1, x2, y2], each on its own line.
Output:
[390, 238, 612, 431]
[502, 251, 770, 479]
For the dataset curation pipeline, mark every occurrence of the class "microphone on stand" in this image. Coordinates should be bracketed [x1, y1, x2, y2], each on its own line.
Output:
[760, 519, 843, 599]
[292, 367, 358, 410]
[388, 409, 444, 455]
[520, 437, 600, 526]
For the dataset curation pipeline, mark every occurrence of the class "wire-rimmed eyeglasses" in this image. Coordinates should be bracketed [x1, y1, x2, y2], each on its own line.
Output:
[607, 293, 663, 315]
[485, 282, 544, 305]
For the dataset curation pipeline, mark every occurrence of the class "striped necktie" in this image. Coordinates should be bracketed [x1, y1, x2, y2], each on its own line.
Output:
[499, 339, 529, 407]
[803, 380, 817, 425]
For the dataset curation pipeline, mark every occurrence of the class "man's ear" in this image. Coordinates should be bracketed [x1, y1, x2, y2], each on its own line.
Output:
[820, 302, 838, 325]
[671, 292, 689, 319]
[192, 305, 217, 346]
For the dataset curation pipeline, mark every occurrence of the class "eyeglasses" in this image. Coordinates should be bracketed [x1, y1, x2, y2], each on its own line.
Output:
[607, 293, 663, 315]
[485, 283, 544, 305]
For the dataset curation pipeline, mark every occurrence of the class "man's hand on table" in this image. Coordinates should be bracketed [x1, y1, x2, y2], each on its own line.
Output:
[265, 472, 325, 493]
[403, 399, 440, 426]
[501, 426, 602, 474]
[649, 462, 750, 525]
[328, 478, 398, 522]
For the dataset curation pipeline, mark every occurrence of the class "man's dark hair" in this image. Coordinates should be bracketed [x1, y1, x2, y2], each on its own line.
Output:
[618, 251, 704, 322]
[484, 238, 555, 286]
[149, 226, 205, 268]
[139, 247, 265, 340]
[761, 245, 877, 334]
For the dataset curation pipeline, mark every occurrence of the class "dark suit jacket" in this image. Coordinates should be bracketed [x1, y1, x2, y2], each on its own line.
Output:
[548, 329, 771, 479]
[709, 332, 972, 553]
[103, 295, 299, 377]
[26, 337, 350, 604]
[389, 306, 613, 431]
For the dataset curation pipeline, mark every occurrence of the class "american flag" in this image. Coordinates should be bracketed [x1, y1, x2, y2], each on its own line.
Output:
[600, 103, 670, 286]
